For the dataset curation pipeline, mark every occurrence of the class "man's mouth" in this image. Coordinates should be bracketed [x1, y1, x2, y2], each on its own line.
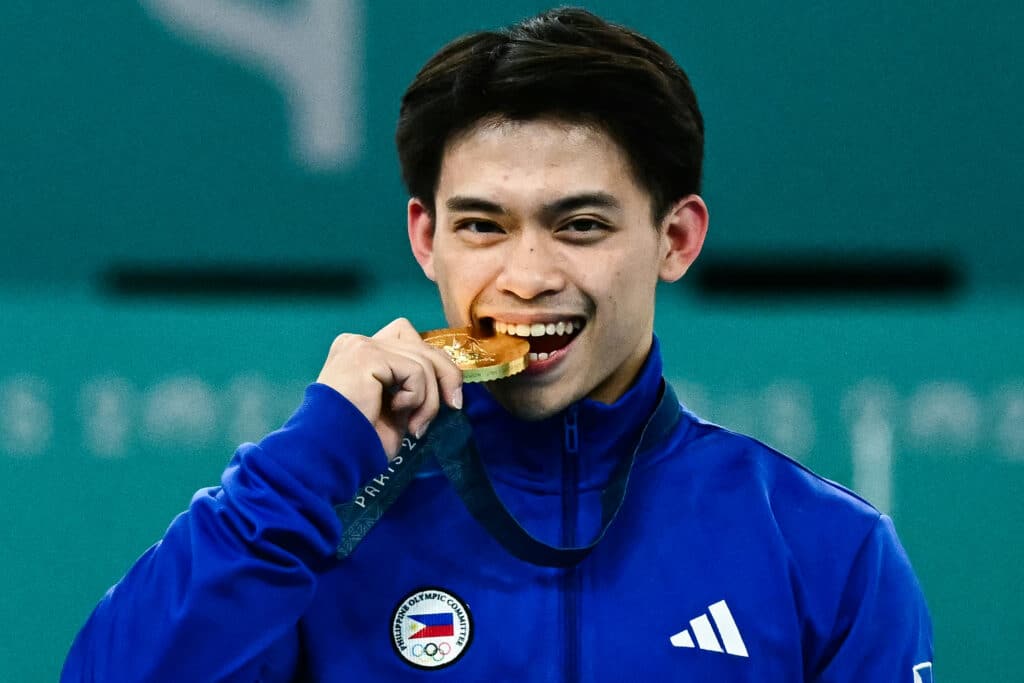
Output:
[486, 317, 585, 361]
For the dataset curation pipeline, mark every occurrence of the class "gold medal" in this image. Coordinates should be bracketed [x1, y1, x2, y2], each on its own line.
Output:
[421, 327, 530, 383]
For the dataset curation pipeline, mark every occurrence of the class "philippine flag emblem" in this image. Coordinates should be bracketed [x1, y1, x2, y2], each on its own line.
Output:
[408, 613, 455, 639]
[391, 588, 473, 670]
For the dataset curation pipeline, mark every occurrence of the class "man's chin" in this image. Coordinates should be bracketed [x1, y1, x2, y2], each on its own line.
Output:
[484, 382, 578, 421]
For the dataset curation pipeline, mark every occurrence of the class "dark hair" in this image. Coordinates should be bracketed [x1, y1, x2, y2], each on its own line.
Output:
[395, 7, 704, 221]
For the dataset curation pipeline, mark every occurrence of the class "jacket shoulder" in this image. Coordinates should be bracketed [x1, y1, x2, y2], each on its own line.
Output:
[650, 412, 932, 671]
[689, 410, 876, 502]
[654, 410, 885, 559]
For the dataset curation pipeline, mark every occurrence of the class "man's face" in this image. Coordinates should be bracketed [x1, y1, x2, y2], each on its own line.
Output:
[409, 118, 705, 420]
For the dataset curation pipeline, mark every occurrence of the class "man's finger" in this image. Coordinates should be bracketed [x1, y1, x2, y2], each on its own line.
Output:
[372, 317, 418, 342]
[383, 347, 441, 437]
[420, 343, 464, 410]
[375, 318, 463, 410]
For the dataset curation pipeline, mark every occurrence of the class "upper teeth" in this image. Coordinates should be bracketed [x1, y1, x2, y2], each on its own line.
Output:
[495, 320, 577, 337]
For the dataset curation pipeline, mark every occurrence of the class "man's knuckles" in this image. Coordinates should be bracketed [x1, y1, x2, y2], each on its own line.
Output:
[328, 332, 370, 357]
[373, 317, 416, 340]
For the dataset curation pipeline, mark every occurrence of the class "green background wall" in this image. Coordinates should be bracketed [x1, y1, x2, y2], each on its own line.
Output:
[2, 1, 1021, 680]
[4, 0, 1022, 292]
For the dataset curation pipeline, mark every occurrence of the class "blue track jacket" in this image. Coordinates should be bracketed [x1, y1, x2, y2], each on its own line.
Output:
[63, 341, 933, 681]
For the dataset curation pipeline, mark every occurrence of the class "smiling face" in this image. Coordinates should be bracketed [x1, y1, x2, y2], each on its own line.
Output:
[408, 118, 708, 420]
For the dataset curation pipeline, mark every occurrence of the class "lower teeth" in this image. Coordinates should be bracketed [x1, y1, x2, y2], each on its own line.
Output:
[528, 352, 550, 361]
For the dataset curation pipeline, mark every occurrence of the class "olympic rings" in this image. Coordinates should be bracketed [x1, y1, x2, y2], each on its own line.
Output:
[411, 641, 452, 662]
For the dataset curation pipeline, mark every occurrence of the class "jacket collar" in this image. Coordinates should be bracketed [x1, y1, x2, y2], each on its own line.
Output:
[462, 336, 664, 494]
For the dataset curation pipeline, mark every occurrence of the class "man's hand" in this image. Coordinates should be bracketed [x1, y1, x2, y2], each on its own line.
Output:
[317, 318, 463, 459]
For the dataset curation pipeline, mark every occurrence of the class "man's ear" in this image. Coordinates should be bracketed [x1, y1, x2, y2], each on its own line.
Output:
[407, 197, 437, 281]
[658, 194, 709, 283]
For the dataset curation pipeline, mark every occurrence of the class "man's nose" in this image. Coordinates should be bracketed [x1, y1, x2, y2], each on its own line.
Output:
[494, 231, 565, 300]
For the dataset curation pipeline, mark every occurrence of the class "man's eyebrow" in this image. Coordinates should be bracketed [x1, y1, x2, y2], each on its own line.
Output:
[541, 192, 621, 219]
[445, 196, 508, 214]
[444, 192, 622, 217]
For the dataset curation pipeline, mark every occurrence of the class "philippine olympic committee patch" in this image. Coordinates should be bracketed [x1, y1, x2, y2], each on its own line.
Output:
[391, 587, 473, 669]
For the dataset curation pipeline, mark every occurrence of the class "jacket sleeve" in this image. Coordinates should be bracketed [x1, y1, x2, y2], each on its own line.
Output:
[61, 383, 389, 683]
[813, 514, 935, 682]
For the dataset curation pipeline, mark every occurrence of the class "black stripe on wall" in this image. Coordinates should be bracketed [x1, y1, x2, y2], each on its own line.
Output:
[693, 254, 960, 298]
[103, 265, 368, 299]
[102, 255, 960, 300]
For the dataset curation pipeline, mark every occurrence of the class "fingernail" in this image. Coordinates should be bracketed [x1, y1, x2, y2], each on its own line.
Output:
[415, 422, 428, 440]
[451, 388, 463, 410]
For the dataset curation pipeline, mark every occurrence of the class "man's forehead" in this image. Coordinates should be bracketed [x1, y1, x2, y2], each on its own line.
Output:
[435, 119, 640, 209]
[447, 115, 606, 149]
[442, 119, 616, 169]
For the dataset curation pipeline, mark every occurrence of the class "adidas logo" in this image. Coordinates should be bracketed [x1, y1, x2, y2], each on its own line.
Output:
[670, 600, 748, 658]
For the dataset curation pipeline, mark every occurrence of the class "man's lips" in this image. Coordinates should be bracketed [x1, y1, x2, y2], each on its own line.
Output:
[521, 342, 575, 374]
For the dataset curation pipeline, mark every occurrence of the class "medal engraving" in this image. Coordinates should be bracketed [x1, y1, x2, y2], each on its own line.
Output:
[443, 338, 496, 366]
[421, 327, 530, 383]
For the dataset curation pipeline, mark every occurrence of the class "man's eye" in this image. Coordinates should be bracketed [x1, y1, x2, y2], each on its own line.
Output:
[458, 220, 503, 234]
[561, 219, 608, 234]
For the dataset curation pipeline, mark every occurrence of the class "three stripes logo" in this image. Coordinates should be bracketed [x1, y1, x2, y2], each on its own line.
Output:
[669, 600, 748, 658]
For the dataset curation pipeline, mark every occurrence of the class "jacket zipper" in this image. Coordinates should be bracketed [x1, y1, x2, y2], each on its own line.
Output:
[562, 406, 580, 683]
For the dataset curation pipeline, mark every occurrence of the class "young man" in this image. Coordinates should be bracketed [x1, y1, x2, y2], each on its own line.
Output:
[63, 8, 933, 681]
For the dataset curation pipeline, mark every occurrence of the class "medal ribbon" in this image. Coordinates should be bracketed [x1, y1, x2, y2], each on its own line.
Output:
[333, 414, 472, 559]
[336, 382, 680, 567]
